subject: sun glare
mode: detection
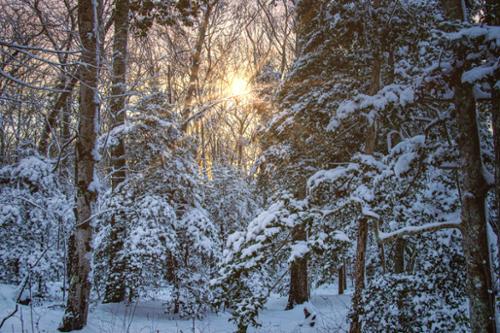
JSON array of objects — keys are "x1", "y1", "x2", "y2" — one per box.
[{"x1": 229, "y1": 77, "x2": 250, "y2": 97}]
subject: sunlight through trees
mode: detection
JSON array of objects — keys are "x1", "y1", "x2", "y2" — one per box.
[{"x1": 0, "y1": 0, "x2": 499, "y2": 332}]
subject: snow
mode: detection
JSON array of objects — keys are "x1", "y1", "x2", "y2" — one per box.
[
  {"x1": 0, "y1": 284, "x2": 351, "y2": 333},
  {"x1": 361, "y1": 206, "x2": 380, "y2": 220},
  {"x1": 288, "y1": 241, "x2": 309, "y2": 263},
  {"x1": 461, "y1": 64, "x2": 498, "y2": 84},
  {"x1": 482, "y1": 165, "x2": 495, "y2": 186},
  {"x1": 243, "y1": 202, "x2": 284, "y2": 243},
  {"x1": 327, "y1": 85, "x2": 416, "y2": 131},
  {"x1": 445, "y1": 25, "x2": 500, "y2": 42},
  {"x1": 332, "y1": 231, "x2": 350, "y2": 242},
  {"x1": 394, "y1": 152, "x2": 416, "y2": 178},
  {"x1": 379, "y1": 220, "x2": 461, "y2": 241},
  {"x1": 307, "y1": 163, "x2": 359, "y2": 192}
]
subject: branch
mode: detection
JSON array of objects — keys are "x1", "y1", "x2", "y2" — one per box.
[
  {"x1": 0, "y1": 40, "x2": 81, "y2": 55},
  {"x1": 379, "y1": 221, "x2": 461, "y2": 243},
  {"x1": 0, "y1": 68, "x2": 72, "y2": 93}
]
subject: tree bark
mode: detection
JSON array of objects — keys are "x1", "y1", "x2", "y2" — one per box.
[
  {"x1": 103, "y1": 0, "x2": 129, "y2": 304},
  {"x1": 439, "y1": 1, "x2": 497, "y2": 331},
  {"x1": 441, "y1": 0, "x2": 465, "y2": 20},
  {"x1": 338, "y1": 263, "x2": 346, "y2": 295},
  {"x1": 349, "y1": 218, "x2": 368, "y2": 333},
  {"x1": 394, "y1": 238, "x2": 405, "y2": 274},
  {"x1": 181, "y1": 3, "x2": 212, "y2": 131},
  {"x1": 349, "y1": 51, "x2": 380, "y2": 333},
  {"x1": 58, "y1": 0, "x2": 99, "y2": 330},
  {"x1": 294, "y1": 0, "x2": 322, "y2": 55},
  {"x1": 454, "y1": 79, "x2": 496, "y2": 333},
  {"x1": 282, "y1": 0, "x2": 324, "y2": 311},
  {"x1": 485, "y1": 0, "x2": 500, "y2": 26},
  {"x1": 286, "y1": 223, "x2": 309, "y2": 310},
  {"x1": 486, "y1": 0, "x2": 500, "y2": 302}
]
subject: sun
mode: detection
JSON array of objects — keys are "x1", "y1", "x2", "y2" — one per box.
[{"x1": 229, "y1": 77, "x2": 251, "y2": 97}]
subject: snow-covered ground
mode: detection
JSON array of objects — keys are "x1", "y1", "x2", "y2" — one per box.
[{"x1": 0, "y1": 284, "x2": 351, "y2": 333}]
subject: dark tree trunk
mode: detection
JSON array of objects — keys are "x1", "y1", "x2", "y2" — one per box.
[
  {"x1": 394, "y1": 238, "x2": 405, "y2": 274},
  {"x1": 103, "y1": 0, "x2": 129, "y2": 304},
  {"x1": 440, "y1": 1, "x2": 497, "y2": 331},
  {"x1": 58, "y1": 0, "x2": 99, "y2": 330},
  {"x1": 485, "y1": 0, "x2": 500, "y2": 25},
  {"x1": 349, "y1": 218, "x2": 368, "y2": 333},
  {"x1": 486, "y1": 0, "x2": 500, "y2": 298},
  {"x1": 441, "y1": 0, "x2": 465, "y2": 20},
  {"x1": 286, "y1": 224, "x2": 309, "y2": 310},
  {"x1": 338, "y1": 263, "x2": 346, "y2": 295},
  {"x1": 454, "y1": 80, "x2": 496, "y2": 333}
]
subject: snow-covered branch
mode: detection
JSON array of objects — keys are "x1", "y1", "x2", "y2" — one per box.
[{"x1": 379, "y1": 221, "x2": 461, "y2": 243}]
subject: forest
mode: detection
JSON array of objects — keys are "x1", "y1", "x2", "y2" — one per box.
[{"x1": 0, "y1": 0, "x2": 499, "y2": 332}]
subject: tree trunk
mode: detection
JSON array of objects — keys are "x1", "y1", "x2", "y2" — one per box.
[
  {"x1": 454, "y1": 79, "x2": 496, "y2": 333},
  {"x1": 349, "y1": 218, "x2": 368, "y2": 333},
  {"x1": 349, "y1": 51, "x2": 380, "y2": 333},
  {"x1": 103, "y1": 0, "x2": 129, "y2": 304},
  {"x1": 282, "y1": 0, "x2": 324, "y2": 311},
  {"x1": 439, "y1": 1, "x2": 497, "y2": 331},
  {"x1": 294, "y1": 0, "x2": 322, "y2": 55},
  {"x1": 492, "y1": 51, "x2": 500, "y2": 318},
  {"x1": 167, "y1": 64, "x2": 173, "y2": 104},
  {"x1": 58, "y1": 0, "x2": 99, "y2": 330},
  {"x1": 485, "y1": 0, "x2": 500, "y2": 26},
  {"x1": 486, "y1": 0, "x2": 500, "y2": 300},
  {"x1": 394, "y1": 238, "x2": 405, "y2": 274},
  {"x1": 338, "y1": 263, "x2": 346, "y2": 295},
  {"x1": 181, "y1": 4, "x2": 212, "y2": 131},
  {"x1": 441, "y1": 0, "x2": 465, "y2": 20},
  {"x1": 286, "y1": 223, "x2": 309, "y2": 310}
]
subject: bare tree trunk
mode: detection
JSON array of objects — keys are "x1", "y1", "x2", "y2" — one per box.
[
  {"x1": 58, "y1": 0, "x2": 100, "y2": 330},
  {"x1": 103, "y1": 0, "x2": 129, "y2": 304},
  {"x1": 181, "y1": 3, "x2": 212, "y2": 131}
]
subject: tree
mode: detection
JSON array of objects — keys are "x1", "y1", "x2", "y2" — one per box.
[
  {"x1": 0, "y1": 150, "x2": 73, "y2": 298},
  {"x1": 440, "y1": 1, "x2": 496, "y2": 330},
  {"x1": 181, "y1": 1, "x2": 214, "y2": 130},
  {"x1": 58, "y1": 0, "x2": 100, "y2": 330},
  {"x1": 267, "y1": 0, "x2": 325, "y2": 310},
  {"x1": 103, "y1": 0, "x2": 130, "y2": 304},
  {"x1": 94, "y1": 92, "x2": 222, "y2": 318}
]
